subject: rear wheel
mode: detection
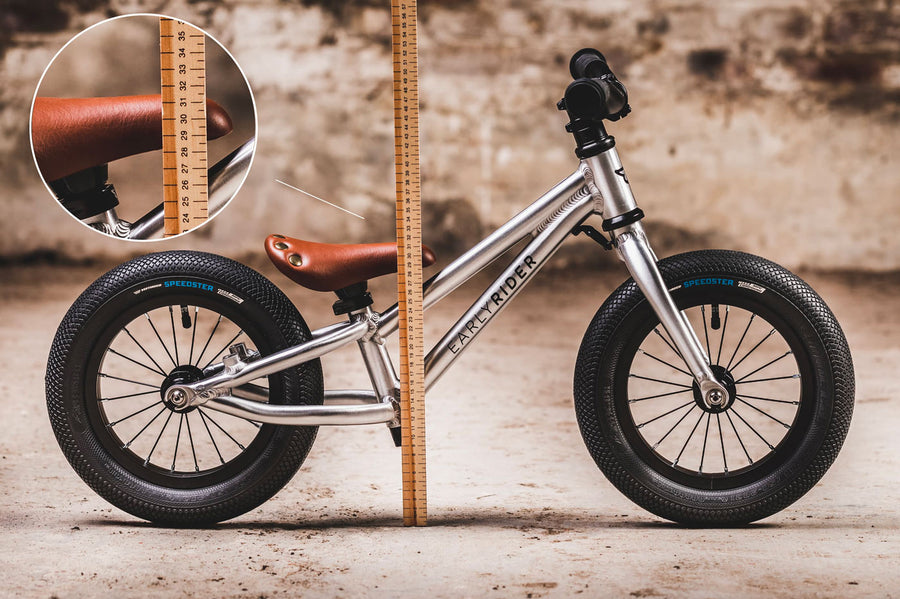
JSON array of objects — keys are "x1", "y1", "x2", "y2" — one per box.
[
  {"x1": 574, "y1": 250, "x2": 854, "y2": 525},
  {"x1": 46, "y1": 251, "x2": 324, "y2": 525}
]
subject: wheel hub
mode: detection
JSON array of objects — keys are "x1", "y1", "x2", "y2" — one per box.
[
  {"x1": 692, "y1": 365, "x2": 737, "y2": 414},
  {"x1": 160, "y1": 365, "x2": 204, "y2": 412}
]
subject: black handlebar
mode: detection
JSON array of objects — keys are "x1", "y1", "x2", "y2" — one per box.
[
  {"x1": 558, "y1": 48, "x2": 631, "y2": 158},
  {"x1": 562, "y1": 48, "x2": 630, "y2": 120},
  {"x1": 569, "y1": 48, "x2": 612, "y2": 79}
]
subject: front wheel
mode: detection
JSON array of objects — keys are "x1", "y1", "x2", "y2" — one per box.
[
  {"x1": 574, "y1": 250, "x2": 854, "y2": 525},
  {"x1": 46, "y1": 251, "x2": 324, "y2": 525}
]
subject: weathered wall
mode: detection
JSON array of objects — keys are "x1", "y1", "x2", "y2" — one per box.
[{"x1": 1, "y1": 0, "x2": 899, "y2": 270}]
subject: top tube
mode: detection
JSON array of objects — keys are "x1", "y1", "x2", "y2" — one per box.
[{"x1": 378, "y1": 169, "x2": 586, "y2": 337}]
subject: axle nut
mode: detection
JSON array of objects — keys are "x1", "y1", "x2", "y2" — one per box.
[
  {"x1": 168, "y1": 388, "x2": 187, "y2": 407},
  {"x1": 706, "y1": 389, "x2": 725, "y2": 407}
]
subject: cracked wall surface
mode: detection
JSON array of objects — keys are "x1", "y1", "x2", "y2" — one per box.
[{"x1": 1, "y1": 0, "x2": 898, "y2": 270}]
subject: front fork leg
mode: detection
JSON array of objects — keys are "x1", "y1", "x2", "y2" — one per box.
[{"x1": 613, "y1": 223, "x2": 730, "y2": 408}]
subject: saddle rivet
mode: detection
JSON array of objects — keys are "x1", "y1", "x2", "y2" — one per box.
[
  {"x1": 274, "y1": 242, "x2": 288, "y2": 250},
  {"x1": 288, "y1": 254, "x2": 303, "y2": 266}
]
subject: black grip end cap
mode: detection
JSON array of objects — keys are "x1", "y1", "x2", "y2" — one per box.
[{"x1": 569, "y1": 48, "x2": 608, "y2": 78}]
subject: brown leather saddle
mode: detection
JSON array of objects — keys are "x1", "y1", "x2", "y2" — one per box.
[
  {"x1": 31, "y1": 95, "x2": 233, "y2": 181},
  {"x1": 266, "y1": 234, "x2": 436, "y2": 292}
]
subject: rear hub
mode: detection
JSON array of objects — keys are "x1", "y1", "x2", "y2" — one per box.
[{"x1": 160, "y1": 365, "x2": 204, "y2": 412}]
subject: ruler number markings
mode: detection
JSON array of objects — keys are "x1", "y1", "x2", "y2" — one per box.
[{"x1": 160, "y1": 18, "x2": 208, "y2": 236}]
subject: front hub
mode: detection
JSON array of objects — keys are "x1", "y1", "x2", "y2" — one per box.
[
  {"x1": 692, "y1": 365, "x2": 737, "y2": 414},
  {"x1": 160, "y1": 365, "x2": 204, "y2": 412}
]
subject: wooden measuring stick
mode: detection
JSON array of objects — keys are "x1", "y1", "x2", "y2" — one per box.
[
  {"x1": 391, "y1": 0, "x2": 427, "y2": 526},
  {"x1": 159, "y1": 17, "x2": 209, "y2": 236}
]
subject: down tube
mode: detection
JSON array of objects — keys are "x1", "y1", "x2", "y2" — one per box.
[{"x1": 424, "y1": 188, "x2": 594, "y2": 390}]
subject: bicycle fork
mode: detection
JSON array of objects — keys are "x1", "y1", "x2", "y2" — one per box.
[{"x1": 581, "y1": 148, "x2": 731, "y2": 409}]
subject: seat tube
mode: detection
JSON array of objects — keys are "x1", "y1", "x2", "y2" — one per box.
[{"x1": 355, "y1": 308, "x2": 401, "y2": 412}]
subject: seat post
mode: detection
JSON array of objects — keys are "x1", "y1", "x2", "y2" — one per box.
[
  {"x1": 50, "y1": 165, "x2": 121, "y2": 224},
  {"x1": 332, "y1": 282, "x2": 374, "y2": 316}
]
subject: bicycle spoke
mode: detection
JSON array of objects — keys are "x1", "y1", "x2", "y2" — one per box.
[
  {"x1": 716, "y1": 412, "x2": 728, "y2": 472},
  {"x1": 629, "y1": 388, "x2": 693, "y2": 403},
  {"x1": 738, "y1": 393, "x2": 799, "y2": 406},
  {"x1": 198, "y1": 409, "x2": 225, "y2": 465},
  {"x1": 98, "y1": 373, "x2": 159, "y2": 389},
  {"x1": 188, "y1": 306, "x2": 199, "y2": 365},
  {"x1": 672, "y1": 410, "x2": 705, "y2": 467},
  {"x1": 122, "y1": 327, "x2": 168, "y2": 375},
  {"x1": 725, "y1": 410, "x2": 753, "y2": 463},
  {"x1": 107, "y1": 401, "x2": 161, "y2": 427},
  {"x1": 146, "y1": 312, "x2": 177, "y2": 368},
  {"x1": 731, "y1": 407, "x2": 775, "y2": 450},
  {"x1": 653, "y1": 328, "x2": 684, "y2": 362},
  {"x1": 650, "y1": 404, "x2": 696, "y2": 448},
  {"x1": 101, "y1": 389, "x2": 159, "y2": 402},
  {"x1": 735, "y1": 398, "x2": 791, "y2": 428},
  {"x1": 106, "y1": 348, "x2": 167, "y2": 377},
  {"x1": 699, "y1": 413, "x2": 711, "y2": 473},
  {"x1": 169, "y1": 306, "x2": 180, "y2": 366},
  {"x1": 734, "y1": 351, "x2": 793, "y2": 382},
  {"x1": 725, "y1": 314, "x2": 755, "y2": 370},
  {"x1": 737, "y1": 374, "x2": 800, "y2": 385},
  {"x1": 144, "y1": 410, "x2": 174, "y2": 466},
  {"x1": 629, "y1": 373, "x2": 692, "y2": 388},
  {"x1": 185, "y1": 412, "x2": 200, "y2": 472},
  {"x1": 637, "y1": 349, "x2": 692, "y2": 377},
  {"x1": 701, "y1": 305, "x2": 711, "y2": 359},
  {"x1": 194, "y1": 314, "x2": 222, "y2": 367},
  {"x1": 201, "y1": 330, "x2": 245, "y2": 371},
  {"x1": 123, "y1": 406, "x2": 167, "y2": 447},
  {"x1": 716, "y1": 305, "x2": 729, "y2": 367},
  {"x1": 170, "y1": 414, "x2": 184, "y2": 472},
  {"x1": 198, "y1": 408, "x2": 246, "y2": 450},
  {"x1": 729, "y1": 328, "x2": 776, "y2": 373}
]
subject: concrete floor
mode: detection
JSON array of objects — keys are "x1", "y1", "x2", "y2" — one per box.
[{"x1": 1, "y1": 261, "x2": 898, "y2": 598}]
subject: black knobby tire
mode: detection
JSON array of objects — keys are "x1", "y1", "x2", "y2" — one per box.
[
  {"x1": 46, "y1": 251, "x2": 324, "y2": 525},
  {"x1": 574, "y1": 250, "x2": 854, "y2": 525}
]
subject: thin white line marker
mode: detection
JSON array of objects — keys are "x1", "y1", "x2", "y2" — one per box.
[{"x1": 275, "y1": 179, "x2": 366, "y2": 220}]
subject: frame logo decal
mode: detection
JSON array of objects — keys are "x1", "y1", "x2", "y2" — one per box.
[{"x1": 448, "y1": 255, "x2": 537, "y2": 354}]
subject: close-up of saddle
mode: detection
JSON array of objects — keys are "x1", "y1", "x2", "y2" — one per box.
[{"x1": 32, "y1": 95, "x2": 232, "y2": 182}]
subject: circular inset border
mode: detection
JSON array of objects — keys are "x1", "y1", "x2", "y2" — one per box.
[{"x1": 29, "y1": 13, "x2": 258, "y2": 242}]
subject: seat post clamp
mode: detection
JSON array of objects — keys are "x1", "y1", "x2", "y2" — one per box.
[{"x1": 332, "y1": 282, "x2": 374, "y2": 316}]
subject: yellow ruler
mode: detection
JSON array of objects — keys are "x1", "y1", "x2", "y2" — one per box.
[
  {"x1": 159, "y1": 17, "x2": 208, "y2": 236},
  {"x1": 391, "y1": 0, "x2": 426, "y2": 526}
]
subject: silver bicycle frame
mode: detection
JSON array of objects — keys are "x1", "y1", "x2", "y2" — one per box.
[{"x1": 168, "y1": 148, "x2": 729, "y2": 425}]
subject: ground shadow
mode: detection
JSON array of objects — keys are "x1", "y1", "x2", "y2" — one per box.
[{"x1": 83, "y1": 506, "x2": 894, "y2": 533}]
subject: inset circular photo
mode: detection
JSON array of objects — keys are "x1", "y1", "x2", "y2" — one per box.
[{"x1": 30, "y1": 14, "x2": 256, "y2": 240}]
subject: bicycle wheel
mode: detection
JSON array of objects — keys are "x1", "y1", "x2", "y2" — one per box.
[
  {"x1": 46, "y1": 251, "x2": 323, "y2": 525},
  {"x1": 574, "y1": 250, "x2": 854, "y2": 525}
]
